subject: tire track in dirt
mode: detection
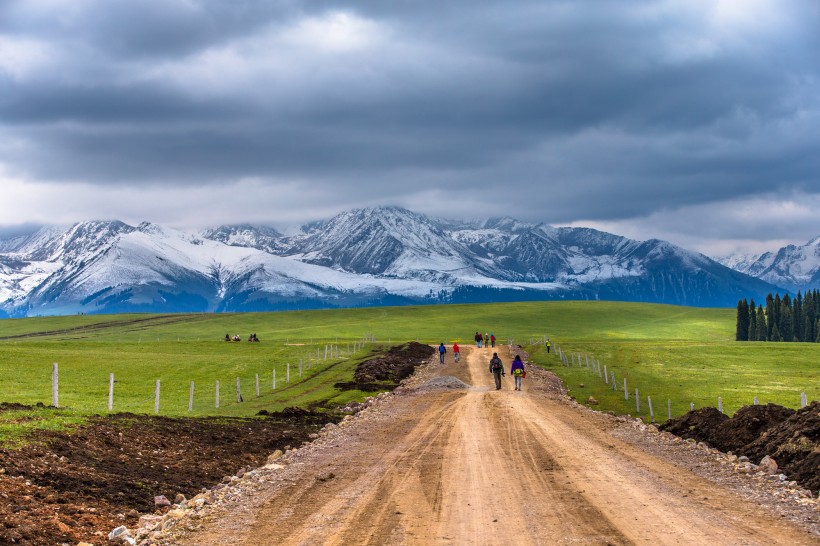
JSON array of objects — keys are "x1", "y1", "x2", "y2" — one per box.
[
  {"x1": 0, "y1": 314, "x2": 203, "y2": 340},
  {"x1": 233, "y1": 392, "x2": 465, "y2": 546}
]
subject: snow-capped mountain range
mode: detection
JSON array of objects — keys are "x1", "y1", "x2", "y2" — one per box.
[
  {"x1": 0, "y1": 206, "x2": 786, "y2": 317},
  {"x1": 716, "y1": 237, "x2": 820, "y2": 294}
]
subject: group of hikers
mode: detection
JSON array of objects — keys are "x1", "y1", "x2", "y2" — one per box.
[
  {"x1": 489, "y1": 352, "x2": 525, "y2": 390},
  {"x1": 436, "y1": 334, "x2": 526, "y2": 391},
  {"x1": 224, "y1": 333, "x2": 260, "y2": 342},
  {"x1": 473, "y1": 331, "x2": 496, "y2": 348}
]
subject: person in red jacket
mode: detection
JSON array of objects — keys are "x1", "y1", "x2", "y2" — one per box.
[
  {"x1": 510, "y1": 355, "x2": 525, "y2": 391},
  {"x1": 453, "y1": 342, "x2": 460, "y2": 363}
]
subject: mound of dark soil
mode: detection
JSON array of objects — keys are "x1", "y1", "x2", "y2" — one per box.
[
  {"x1": 0, "y1": 408, "x2": 337, "y2": 546},
  {"x1": 659, "y1": 407, "x2": 728, "y2": 447},
  {"x1": 742, "y1": 402, "x2": 820, "y2": 492},
  {"x1": 336, "y1": 341, "x2": 435, "y2": 391},
  {"x1": 716, "y1": 403, "x2": 796, "y2": 453},
  {"x1": 661, "y1": 402, "x2": 819, "y2": 493}
]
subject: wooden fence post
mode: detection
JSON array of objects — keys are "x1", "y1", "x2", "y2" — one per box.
[
  {"x1": 154, "y1": 380, "x2": 160, "y2": 414},
  {"x1": 667, "y1": 399, "x2": 671, "y2": 420},
  {"x1": 801, "y1": 392, "x2": 807, "y2": 408},
  {"x1": 604, "y1": 365, "x2": 608, "y2": 384},
  {"x1": 236, "y1": 377, "x2": 243, "y2": 403},
  {"x1": 299, "y1": 359, "x2": 303, "y2": 378},
  {"x1": 108, "y1": 373, "x2": 114, "y2": 411},
  {"x1": 718, "y1": 397, "x2": 723, "y2": 414},
  {"x1": 611, "y1": 372, "x2": 616, "y2": 391},
  {"x1": 272, "y1": 369, "x2": 277, "y2": 390},
  {"x1": 216, "y1": 380, "x2": 220, "y2": 409},
  {"x1": 648, "y1": 396, "x2": 654, "y2": 422},
  {"x1": 52, "y1": 363, "x2": 59, "y2": 408},
  {"x1": 635, "y1": 388, "x2": 640, "y2": 412},
  {"x1": 624, "y1": 378, "x2": 628, "y2": 400},
  {"x1": 255, "y1": 374, "x2": 260, "y2": 398},
  {"x1": 189, "y1": 381, "x2": 194, "y2": 412},
  {"x1": 753, "y1": 396, "x2": 759, "y2": 405},
  {"x1": 690, "y1": 402, "x2": 694, "y2": 411}
]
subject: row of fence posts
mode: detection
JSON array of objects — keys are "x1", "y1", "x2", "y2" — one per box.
[
  {"x1": 546, "y1": 338, "x2": 811, "y2": 422},
  {"x1": 48, "y1": 336, "x2": 377, "y2": 413}
]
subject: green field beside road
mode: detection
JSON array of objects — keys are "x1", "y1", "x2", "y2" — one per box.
[{"x1": 1, "y1": 301, "x2": 817, "y2": 442}]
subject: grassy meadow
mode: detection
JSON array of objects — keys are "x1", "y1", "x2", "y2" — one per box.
[{"x1": 0, "y1": 301, "x2": 818, "y2": 442}]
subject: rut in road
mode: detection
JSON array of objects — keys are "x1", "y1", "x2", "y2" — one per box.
[{"x1": 185, "y1": 345, "x2": 818, "y2": 546}]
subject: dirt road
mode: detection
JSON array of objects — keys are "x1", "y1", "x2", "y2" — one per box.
[{"x1": 184, "y1": 346, "x2": 818, "y2": 545}]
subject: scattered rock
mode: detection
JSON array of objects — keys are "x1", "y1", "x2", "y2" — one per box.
[
  {"x1": 154, "y1": 495, "x2": 172, "y2": 508},
  {"x1": 586, "y1": 396, "x2": 599, "y2": 405},
  {"x1": 267, "y1": 450, "x2": 284, "y2": 464},
  {"x1": 759, "y1": 455, "x2": 779, "y2": 475}
]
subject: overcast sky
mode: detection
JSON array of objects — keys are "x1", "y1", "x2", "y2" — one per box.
[{"x1": 1, "y1": 0, "x2": 818, "y2": 256}]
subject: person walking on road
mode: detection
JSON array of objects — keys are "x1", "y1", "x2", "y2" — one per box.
[
  {"x1": 511, "y1": 355, "x2": 525, "y2": 391},
  {"x1": 453, "y1": 342, "x2": 460, "y2": 363},
  {"x1": 490, "y1": 333, "x2": 496, "y2": 348},
  {"x1": 489, "y1": 352, "x2": 504, "y2": 390},
  {"x1": 545, "y1": 338, "x2": 551, "y2": 354},
  {"x1": 475, "y1": 332, "x2": 483, "y2": 348},
  {"x1": 438, "y1": 342, "x2": 446, "y2": 364},
  {"x1": 484, "y1": 333, "x2": 489, "y2": 348}
]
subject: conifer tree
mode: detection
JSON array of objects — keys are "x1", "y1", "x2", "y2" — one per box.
[
  {"x1": 736, "y1": 299, "x2": 749, "y2": 341},
  {"x1": 774, "y1": 294, "x2": 783, "y2": 338},
  {"x1": 756, "y1": 305, "x2": 767, "y2": 341},
  {"x1": 748, "y1": 300, "x2": 757, "y2": 341},
  {"x1": 794, "y1": 292, "x2": 803, "y2": 342},
  {"x1": 805, "y1": 290, "x2": 818, "y2": 342},
  {"x1": 765, "y1": 294, "x2": 775, "y2": 340},
  {"x1": 780, "y1": 300, "x2": 794, "y2": 342}
]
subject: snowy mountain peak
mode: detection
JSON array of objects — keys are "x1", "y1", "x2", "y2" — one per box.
[
  {"x1": 719, "y1": 235, "x2": 820, "y2": 293},
  {"x1": 0, "y1": 208, "x2": 785, "y2": 317}
]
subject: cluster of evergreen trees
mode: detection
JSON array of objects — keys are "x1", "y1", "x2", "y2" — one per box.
[{"x1": 736, "y1": 290, "x2": 820, "y2": 342}]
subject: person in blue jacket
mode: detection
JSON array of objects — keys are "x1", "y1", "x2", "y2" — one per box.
[
  {"x1": 438, "y1": 342, "x2": 446, "y2": 364},
  {"x1": 511, "y1": 355, "x2": 525, "y2": 391}
]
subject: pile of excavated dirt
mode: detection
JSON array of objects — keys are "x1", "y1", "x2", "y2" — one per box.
[
  {"x1": 660, "y1": 402, "x2": 819, "y2": 492},
  {"x1": 0, "y1": 407, "x2": 336, "y2": 546},
  {"x1": 336, "y1": 341, "x2": 435, "y2": 391}
]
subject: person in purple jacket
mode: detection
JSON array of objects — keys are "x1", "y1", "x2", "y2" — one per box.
[{"x1": 510, "y1": 355, "x2": 525, "y2": 391}]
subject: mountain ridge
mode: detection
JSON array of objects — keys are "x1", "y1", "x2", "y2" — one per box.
[{"x1": 0, "y1": 207, "x2": 785, "y2": 317}]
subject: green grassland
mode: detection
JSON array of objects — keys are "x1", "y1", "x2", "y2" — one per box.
[{"x1": 1, "y1": 301, "x2": 817, "y2": 441}]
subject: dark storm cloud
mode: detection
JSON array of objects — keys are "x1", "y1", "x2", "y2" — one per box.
[{"x1": 1, "y1": 0, "x2": 819, "y2": 249}]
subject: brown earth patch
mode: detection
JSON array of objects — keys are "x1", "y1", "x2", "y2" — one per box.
[{"x1": 0, "y1": 408, "x2": 338, "y2": 545}]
